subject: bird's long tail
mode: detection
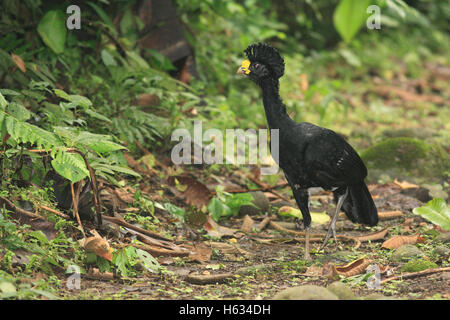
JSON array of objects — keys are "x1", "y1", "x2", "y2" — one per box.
[{"x1": 334, "y1": 182, "x2": 378, "y2": 226}]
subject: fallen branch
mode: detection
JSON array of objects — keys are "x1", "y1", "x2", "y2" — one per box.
[
  {"x1": 185, "y1": 273, "x2": 235, "y2": 285},
  {"x1": 355, "y1": 228, "x2": 389, "y2": 242},
  {"x1": 129, "y1": 243, "x2": 190, "y2": 258},
  {"x1": 339, "y1": 210, "x2": 403, "y2": 221},
  {"x1": 381, "y1": 267, "x2": 450, "y2": 284},
  {"x1": 38, "y1": 205, "x2": 70, "y2": 219},
  {"x1": 3, "y1": 147, "x2": 103, "y2": 226},
  {"x1": 246, "y1": 175, "x2": 294, "y2": 204},
  {"x1": 269, "y1": 220, "x2": 361, "y2": 248},
  {"x1": 0, "y1": 195, "x2": 43, "y2": 220},
  {"x1": 102, "y1": 215, "x2": 171, "y2": 241},
  {"x1": 70, "y1": 182, "x2": 85, "y2": 238}
]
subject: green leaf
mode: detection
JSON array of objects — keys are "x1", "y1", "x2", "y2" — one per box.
[
  {"x1": 0, "y1": 281, "x2": 17, "y2": 298},
  {"x1": 73, "y1": 132, "x2": 125, "y2": 153},
  {"x1": 37, "y1": 10, "x2": 67, "y2": 54},
  {"x1": 85, "y1": 109, "x2": 112, "y2": 123},
  {"x1": 0, "y1": 92, "x2": 7, "y2": 110},
  {"x1": 54, "y1": 89, "x2": 71, "y2": 101},
  {"x1": 51, "y1": 152, "x2": 89, "y2": 183},
  {"x1": 6, "y1": 102, "x2": 30, "y2": 121},
  {"x1": 135, "y1": 248, "x2": 161, "y2": 273},
  {"x1": 413, "y1": 198, "x2": 450, "y2": 231},
  {"x1": 333, "y1": 0, "x2": 371, "y2": 43},
  {"x1": 208, "y1": 197, "x2": 232, "y2": 222},
  {"x1": 29, "y1": 230, "x2": 49, "y2": 245},
  {"x1": 225, "y1": 193, "x2": 256, "y2": 216},
  {"x1": 101, "y1": 49, "x2": 117, "y2": 67},
  {"x1": 86, "y1": 2, "x2": 116, "y2": 33},
  {"x1": 164, "y1": 203, "x2": 186, "y2": 221}
]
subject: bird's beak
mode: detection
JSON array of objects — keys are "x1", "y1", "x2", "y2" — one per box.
[{"x1": 237, "y1": 59, "x2": 250, "y2": 75}]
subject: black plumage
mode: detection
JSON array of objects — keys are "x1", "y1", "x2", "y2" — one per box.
[{"x1": 237, "y1": 43, "x2": 378, "y2": 260}]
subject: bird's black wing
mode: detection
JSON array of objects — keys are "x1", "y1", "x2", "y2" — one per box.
[{"x1": 299, "y1": 125, "x2": 367, "y2": 188}]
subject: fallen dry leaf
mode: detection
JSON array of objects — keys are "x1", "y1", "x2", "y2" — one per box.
[
  {"x1": 393, "y1": 179, "x2": 419, "y2": 190},
  {"x1": 241, "y1": 215, "x2": 254, "y2": 233},
  {"x1": 325, "y1": 258, "x2": 372, "y2": 278},
  {"x1": 83, "y1": 236, "x2": 113, "y2": 261},
  {"x1": 381, "y1": 234, "x2": 426, "y2": 249},
  {"x1": 203, "y1": 215, "x2": 237, "y2": 238},
  {"x1": 208, "y1": 241, "x2": 253, "y2": 261},
  {"x1": 168, "y1": 175, "x2": 212, "y2": 208},
  {"x1": 182, "y1": 242, "x2": 212, "y2": 263},
  {"x1": 11, "y1": 53, "x2": 26, "y2": 72}
]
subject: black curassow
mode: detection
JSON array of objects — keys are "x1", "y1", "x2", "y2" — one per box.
[{"x1": 237, "y1": 43, "x2": 378, "y2": 260}]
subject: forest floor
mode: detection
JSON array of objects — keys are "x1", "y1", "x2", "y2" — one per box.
[
  {"x1": 52, "y1": 157, "x2": 449, "y2": 300},
  {"x1": 2, "y1": 38, "x2": 449, "y2": 301}
]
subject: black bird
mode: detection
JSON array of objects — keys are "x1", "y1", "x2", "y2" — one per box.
[{"x1": 237, "y1": 43, "x2": 378, "y2": 260}]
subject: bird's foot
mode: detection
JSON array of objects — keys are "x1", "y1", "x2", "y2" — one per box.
[{"x1": 319, "y1": 221, "x2": 338, "y2": 251}]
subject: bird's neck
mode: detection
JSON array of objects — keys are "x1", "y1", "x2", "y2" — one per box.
[{"x1": 259, "y1": 77, "x2": 290, "y2": 129}]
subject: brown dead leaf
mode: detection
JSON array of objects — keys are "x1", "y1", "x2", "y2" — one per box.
[
  {"x1": 328, "y1": 258, "x2": 372, "y2": 278},
  {"x1": 304, "y1": 265, "x2": 324, "y2": 277},
  {"x1": 182, "y1": 242, "x2": 212, "y2": 263},
  {"x1": 393, "y1": 179, "x2": 419, "y2": 190},
  {"x1": 83, "y1": 236, "x2": 113, "y2": 261},
  {"x1": 208, "y1": 241, "x2": 253, "y2": 261},
  {"x1": 203, "y1": 216, "x2": 238, "y2": 238},
  {"x1": 11, "y1": 53, "x2": 26, "y2": 72},
  {"x1": 241, "y1": 215, "x2": 254, "y2": 233},
  {"x1": 168, "y1": 175, "x2": 212, "y2": 208},
  {"x1": 381, "y1": 234, "x2": 426, "y2": 250}
]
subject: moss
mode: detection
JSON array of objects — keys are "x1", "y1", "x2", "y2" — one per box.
[
  {"x1": 401, "y1": 259, "x2": 438, "y2": 273},
  {"x1": 361, "y1": 137, "x2": 450, "y2": 179}
]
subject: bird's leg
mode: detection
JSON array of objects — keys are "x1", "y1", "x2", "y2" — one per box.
[
  {"x1": 320, "y1": 187, "x2": 348, "y2": 251},
  {"x1": 304, "y1": 226, "x2": 311, "y2": 261},
  {"x1": 288, "y1": 183, "x2": 312, "y2": 261}
]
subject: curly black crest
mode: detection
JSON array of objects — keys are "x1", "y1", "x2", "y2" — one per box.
[{"x1": 244, "y1": 43, "x2": 285, "y2": 79}]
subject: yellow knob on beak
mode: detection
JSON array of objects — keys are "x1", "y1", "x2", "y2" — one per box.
[{"x1": 237, "y1": 59, "x2": 251, "y2": 75}]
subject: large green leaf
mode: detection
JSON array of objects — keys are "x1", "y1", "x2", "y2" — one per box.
[
  {"x1": 0, "y1": 92, "x2": 7, "y2": 110},
  {"x1": 208, "y1": 197, "x2": 232, "y2": 222},
  {"x1": 37, "y1": 10, "x2": 67, "y2": 54},
  {"x1": 413, "y1": 198, "x2": 450, "y2": 231},
  {"x1": 6, "y1": 102, "x2": 30, "y2": 121},
  {"x1": 333, "y1": 0, "x2": 371, "y2": 43},
  {"x1": 51, "y1": 152, "x2": 89, "y2": 183}
]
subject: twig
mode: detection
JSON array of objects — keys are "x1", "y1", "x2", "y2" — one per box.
[
  {"x1": 185, "y1": 273, "x2": 235, "y2": 285},
  {"x1": 129, "y1": 243, "x2": 189, "y2": 258},
  {"x1": 257, "y1": 216, "x2": 272, "y2": 231},
  {"x1": 381, "y1": 267, "x2": 450, "y2": 284},
  {"x1": 1, "y1": 147, "x2": 103, "y2": 226},
  {"x1": 38, "y1": 205, "x2": 70, "y2": 219},
  {"x1": 0, "y1": 195, "x2": 43, "y2": 220},
  {"x1": 102, "y1": 215, "x2": 171, "y2": 241},
  {"x1": 246, "y1": 175, "x2": 294, "y2": 204},
  {"x1": 269, "y1": 220, "x2": 361, "y2": 247},
  {"x1": 70, "y1": 182, "x2": 85, "y2": 238}
]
